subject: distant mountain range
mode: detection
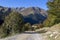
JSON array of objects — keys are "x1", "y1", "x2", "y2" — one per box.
[{"x1": 0, "y1": 6, "x2": 48, "y2": 24}]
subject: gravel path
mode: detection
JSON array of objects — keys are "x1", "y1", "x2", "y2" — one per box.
[
  {"x1": 25, "y1": 34, "x2": 44, "y2": 40},
  {"x1": 0, "y1": 32, "x2": 44, "y2": 40}
]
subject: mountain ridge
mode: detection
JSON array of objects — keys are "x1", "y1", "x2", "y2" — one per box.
[{"x1": 0, "y1": 6, "x2": 48, "y2": 24}]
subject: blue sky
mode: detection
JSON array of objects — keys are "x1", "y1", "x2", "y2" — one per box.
[{"x1": 0, "y1": 0, "x2": 48, "y2": 10}]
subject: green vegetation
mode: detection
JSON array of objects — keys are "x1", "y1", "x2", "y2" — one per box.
[
  {"x1": 0, "y1": 11, "x2": 35, "y2": 38},
  {"x1": 47, "y1": 0, "x2": 60, "y2": 24},
  {"x1": 43, "y1": 14, "x2": 57, "y2": 27},
  {"x1": 43, "y1": 0, "x2": 60, "y2": 27},
  {"x1": 24, "y1": 23, "x2": 32, "y2": 31},
  {"x1": 0, "y1": 12, "x2": 24, "y2": 38}
]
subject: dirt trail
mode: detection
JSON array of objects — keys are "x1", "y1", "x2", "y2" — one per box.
[
  {"x1": 25, "y1": 34, "x2": 44, "y2": 40},
  {"x1": 0, "y1": 32, "x2": 45, "y2": 40}
]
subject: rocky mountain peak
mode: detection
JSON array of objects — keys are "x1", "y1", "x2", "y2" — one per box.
[{"x1": 0, "y1": 6, "x2": 48, "y2": 24}]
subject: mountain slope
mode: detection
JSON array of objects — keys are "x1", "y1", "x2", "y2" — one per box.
[
  {"x1": 0, "y1": 6, "x2": 48, "y2": 24},
  {"x1": 20, "y1": 7, "x2": 48, "y2": 24}
]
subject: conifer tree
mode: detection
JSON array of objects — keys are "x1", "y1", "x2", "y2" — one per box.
[{"x1": 47, "y1": 0, "x2": 60, "y2": 24}]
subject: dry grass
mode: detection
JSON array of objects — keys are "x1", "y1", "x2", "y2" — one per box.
[
  {"x1": 43, "y1": 23, "x2": 60, "y2": 40},
  {"x1": 49, "y1": 23, "x2": 60, "y2": 31}
]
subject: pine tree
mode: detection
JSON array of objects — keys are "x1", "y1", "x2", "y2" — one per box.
[{"x1": 47, "y1": 0, "x2": 60, "y2": 24}]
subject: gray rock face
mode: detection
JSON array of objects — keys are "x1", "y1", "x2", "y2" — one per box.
[{"x1": 20, "y1": 7, "x2": 48, "y2": 24}]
